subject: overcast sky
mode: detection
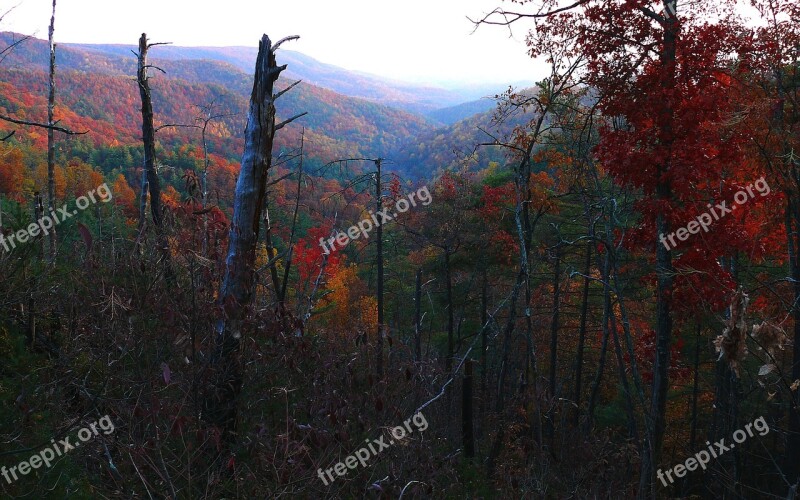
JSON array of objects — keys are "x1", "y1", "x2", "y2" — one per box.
[{"x1": 1, "y1": 0, "x2": 545, "y2": 87}]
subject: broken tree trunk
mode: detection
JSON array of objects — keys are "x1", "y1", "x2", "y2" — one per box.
[
  {"x1": 208, "y1": 34, "x2": 300, "y2": 442},
  {"x1": 136, "y1": 33, "x2": 173, "y2": 280}
]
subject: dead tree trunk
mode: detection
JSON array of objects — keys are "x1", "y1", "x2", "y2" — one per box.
[
  {"x1": 376, "y1": 158, "x2": 385, "y2": 378},
  {"x1": 136, "y1": 33, "x2": 173, "y2": 279},
  {"x1": 415, "y1": 268, "x2": 422, "y2": 363},
  {"x1": 208, "y1": 34, "x2": 300, "y2": 442},
  {"x1": 46, "y1": 0, "x2": 57, "y2": 260},
  {"x1": 137, "y1": 34, "x2": 161, "y2": 230}
]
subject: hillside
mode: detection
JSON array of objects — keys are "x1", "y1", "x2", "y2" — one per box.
[
  {"x1": 425, "y1": 97, "x2": 499, "y2": 125},
  {"x1": 57, "y1": 39, "x2": 484, "y2": 114},
  {"x1": 390, "y1": 96, "x2": 538, "y2": 178},
  {"x1": 0, "y1": 32, "x2": 435, "y2": 169}
]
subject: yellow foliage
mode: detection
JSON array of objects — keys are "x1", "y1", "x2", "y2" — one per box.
[{"x1": 323, "y1": 264, "x2": 375, "y2": 335}]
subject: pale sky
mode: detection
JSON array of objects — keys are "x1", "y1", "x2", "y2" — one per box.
[{"x1": 1, "y1": 0, "x2": 545, "y2": 87}]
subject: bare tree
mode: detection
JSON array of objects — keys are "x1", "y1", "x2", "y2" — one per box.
[
  {"x1": 208, "y1": 34, "x2": 303, "y2": 441},
  {"x1": 46, "y1": 0, "x2": 57, "y2": 259},
  {"x1": 135, "y1": 33, "x2": 173, "y2": 279}
]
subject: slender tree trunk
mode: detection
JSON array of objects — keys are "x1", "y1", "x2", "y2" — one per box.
[
  {"x1": 480, "y1": 270, "x2": 488, "y2": 417},
  {"x1": 201, "y1": 121, "x2": 210, "y2": 257},
  {"x1": 137, "y1": 34, "x2": 161, "y2": 229},
  {"x1": 415, "y1": 268, "x2": 422, "y2": 363},
  {"x1": 548, "y1": 244, "x2": 561, "y2": 443},
  {"x1": 462, "y1": 359, "x2": 475, "y2": 458},
  {"x1": 787, "y1": 198, "x2": 800, "y2": 481},
  {"x1": 445, "y1": 248, "x2": 454, "y2": 373},
  {"x1": 46, "y1": 0, "x2": 57, "y2": 260},
  {"x1": 279, "y1": 132, "x2": 304, "y2": 305},
  {"x1": 683, "y1": 322, "x2": 702, "y2": 496},
  {"x1": 136, "y1": 33, "x2": 173, "y2": 280},
  {"x1": 376, "y1": 158, "x2": 384, "y2": 378},
  {"x1": 263, "y1": 201, "x2": 282, "y2": 300},
  {"x1": 138, "y1": 162, "x2": 148, "y2": 231},
  {"x1": 574, "y1": 238, "x2": 592, "y2": 426},
  {"x1": 639, "y1": 3, "x2": 677, "y2": 494},
  {"x1": 610, "y1": 302, "x2": 639, "y2": 441},
  {"x1": 587, "y1": 248, "x2": 611, "y2": 433}
]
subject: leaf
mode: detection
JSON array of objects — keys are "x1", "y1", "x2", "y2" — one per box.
[
  {"x1": 758, "y1": 364, "x2": 776, "y2": 376},
  {"x1": 161, "y1": 362, "x2": 171, "y2": 385}
]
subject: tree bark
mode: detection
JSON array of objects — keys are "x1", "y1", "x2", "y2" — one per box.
[
  {"x1": 137, "y1": 34, "x2": 162, "y2": 230},
  {"x1": 136, "y1": 33, "x2": 173, "y2": 280},
  {"x1": 462, "y1": 359, "x2": 475, "y2": 458},
  {"x1": 376, "y1": 158, "x2": 385, "y2": 378},
  {"x1": 415, "y1": 268, "x2": 422, "y2": 363},
  {"x1": 46, "y1": 0, "x2": 57, "y2": 260},
  {"x1": 209, "y1": 34, "x2": 294, "y2": 442},
  {"x1": 639, "y1": 3, "x2": 678, "y2": 495},
  {"x1": 574, "y1": 237, "x2": 592, "y2": 426},
  {"x1": 547, "y1": 244, "x2": 561, "y2": 443},
  {"x1": 787, "y1": 198, "x2": 800, "y2": 481},
  {"x1": 445, "y1": 248, "x2": 454, "y2": 374}
]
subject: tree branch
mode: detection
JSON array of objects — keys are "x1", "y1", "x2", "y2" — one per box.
[
  {"x1": 155, "y1": 123, "x2": 201, "y2": 133},
  {"x1": 0, "y1": 114, "x2": 87, "y2": 135},
  {"x1": 272, "y1": 35, "x2": 300, "y2": 52},
  {"x1": 274, "y1": 80, "x2": 302, "y2": 101},
  {"x1": 470, "y1": 0, "x2": 589, "y2": 27},
  {"x1": 275, "y1": 112, "x2": 308, "y2": 131}
]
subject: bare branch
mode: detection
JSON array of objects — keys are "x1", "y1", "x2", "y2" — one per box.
[
  {"x1": 637, "y1": 5, "x2": 665, "y2": 23},
  {"x1": 272, "y1": 35, "x2": 300, "y2": 51},
  {"x1": 155, "y1": 123, "x2": 201, "y2": 133},
  {"x1": 269, "y1": 64, "x2": 288, "y2": 79},
  {"x1": 143, "y1": 64, "x2": 166, "y2": 74},
  {"x1": 274, "y1": 80, "x2": 302, "y2": 101},
  {"x1": 0, "y1": 114, "x2": 87, "y2": 135},
  {"x1": 266, "y1": 171, "x2": 294, "y2": 187},
  {"x1": 0, "y1": 34, "x2": 31, "y2": 65},
  {"x1": 470, "y1": 0, "x2": 589, "y2": 27},
  {"x1": 275, "y1": 112, "x2": 308, "y2": 131}
]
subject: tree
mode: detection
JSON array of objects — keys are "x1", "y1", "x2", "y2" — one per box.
[
  {"x1": 208, "y1": 33, "x2": 303, "y2": 443},
  {"x1": 46, "y1": 0, "x2": 57, "y2": 259},
  {"x1": 478, "y1": 0, "x2": 752, "y2": 494},
  {"x1": 135, "y1": 33, "x2": 176, "y2": 281}
]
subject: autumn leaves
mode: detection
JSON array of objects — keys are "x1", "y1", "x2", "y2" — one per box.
[
  {"x1": 659, "y1": 176, "x2": 771, "y2": 251},
  {"x1": 318, "y1": 185, "x2": 433, "y2": 255}
]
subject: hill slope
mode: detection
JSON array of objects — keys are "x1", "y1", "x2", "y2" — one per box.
[
  {"x1": 0, "y1": 32, "x2": 435, "y2": 166},
  {"x1": 60, "y1": 40, "x2": 478, "y2": 114}
]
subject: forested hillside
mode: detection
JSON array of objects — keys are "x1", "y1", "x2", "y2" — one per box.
[{"x1": 0, "y1": 1, "x2": 799, "y2": 499}]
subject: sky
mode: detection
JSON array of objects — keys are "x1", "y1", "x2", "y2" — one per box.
[{"x1": 1, "y1": 0, "x2": 546, "y2": 88}]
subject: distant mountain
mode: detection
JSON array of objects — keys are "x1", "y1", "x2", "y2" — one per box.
[
  {"x1": 391, "y1": 94, "x2": 539, "y2": 178},
  {"x1": 0, "y1": 32, "x2": 540, "y2": 180},
  {"x1": 425, "y1": 98, "x2": 499, "y2": 125},
  {"x1": 61, "y1": 41, "x2": 499, "y2": 114},
  {"x1": 0, "y1": 32, "x2": 434, "y2": 165}
]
